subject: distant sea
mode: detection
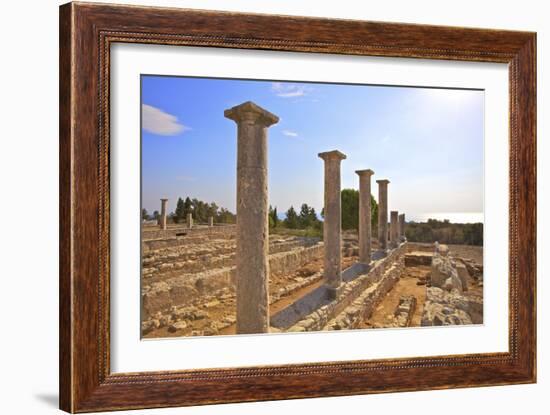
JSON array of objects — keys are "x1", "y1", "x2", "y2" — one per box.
[{"x1": 408, "y1": 212, "x2": 484, "y2": 224}]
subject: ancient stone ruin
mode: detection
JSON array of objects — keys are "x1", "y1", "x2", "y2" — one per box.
[
  {"x1": 141, "y1": 101, "x2": 484, "y2": 338},
  {"x1": 420, "y1": 243, "x2": 483, "y2": 326}
]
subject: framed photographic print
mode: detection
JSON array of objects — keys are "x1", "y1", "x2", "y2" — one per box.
[{"x1": 59, "y1": 2, "x2": 536, "y2": 412}]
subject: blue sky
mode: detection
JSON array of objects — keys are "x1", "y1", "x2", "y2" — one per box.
[{"x1": 141, "y1": 75, "x2": 484, "y2": 222}]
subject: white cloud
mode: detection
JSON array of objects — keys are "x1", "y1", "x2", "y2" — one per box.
[
  {"x1": 282, "y1": 130, "x2": 299, "y2": 137},
  {"x1": 142, "y1": 104, "x2": 189, "y2": 136},
  {"x1": 271, "y1": 82, "x2": 309, "y2": 98}
]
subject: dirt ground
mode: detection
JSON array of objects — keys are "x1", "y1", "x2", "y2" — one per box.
[{"x1": 360, "y1": 265, "x2": 430, "y2": 328}]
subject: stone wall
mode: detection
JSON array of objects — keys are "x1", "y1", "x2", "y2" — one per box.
[
  {"x1": 421, "y1": 286, "x2": 483, "y2": 326},
  {"x1": 404, "y1": 252, "x2": 433, "y2": 266},
  {"x1": 142, "y1": 224, "x2": 237, "y2": 242},
  {"x1": 282, "y1": 243, "x2": 407, "y2": 332},
  {"x1": 406, "y1": 242, "x2": 436, "y2": 253},
  {"x1": 457, "y1": 257, "x2": 484, "y2": 287},
  {"x1": 391, "y1": 295, "x2": 417, "y2": 327},
  {"x1": 142, "y1": 237, "x2": 319, "y2": 280},
  {"x1": 430, "y1": 244, "x2": 466, "y2": 292},
  {"x1": 143, "y1": 234, "x2": 233, "y2": 252},
  {"x1": 323, "y1": 258, "x2": 404, "y2": 330},
  {"x1": 421, "y1": 244, "x2": 483, "y2": 326},
  {"x1": 141, "y1": 243, "x2": 324, "y2": 319}
]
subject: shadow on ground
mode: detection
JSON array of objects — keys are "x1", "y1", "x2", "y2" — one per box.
[{"x1": 34, "y1": 393, "x2": 58, "y2": 408}]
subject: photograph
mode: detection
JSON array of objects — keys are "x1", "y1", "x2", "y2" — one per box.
[{"x1": 140, "y1": 76, "x2": 485, "y2": 338}]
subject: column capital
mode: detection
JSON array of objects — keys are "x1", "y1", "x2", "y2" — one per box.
[
  {"x1": 224, "y1": 101, "x2": 279, "y2": 127},
  {"x1": 160, "y1": 198, "x2": 168, "y2": 202},
  {"x1": 318, "y1": 150, "x2": 347, "y2": 162},
  {"x1": 376, "y1": 179, "x2": 390, "y2": 185},
  {"x1": 355, "y1": 169, "x2": 375, "y2": 177}
]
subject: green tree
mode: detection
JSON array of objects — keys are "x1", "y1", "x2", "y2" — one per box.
[
  {"x1": 309, "y1": 206, "x2": 322, "y2": 231},
  {"x1": 300, "y1": 204, "x2": 320, "y2": 229},
  {"x1": 217, "y1": 207, "x2": 236, "y2": 224},
  {"x1": 191, "y1": 198, "x2": 204, "y2": 222},
  {"x1": 405, "y1": 219, "x2": 483, "y2": 246},
  {"x1": 370, "y1": 195, "x2": 378, "y2": 237},
  {"x1": 269, "y1": 205, "x2": 279, "y2": 228},
  {"x1": 208, "y1": 202, "x2": 219, "y2": 219},
  {"x1": 284, "y1": 206, "x2": 299, "y2": 229},
  {"x1": 174, "y1": 197, "x2": 185, "y2": 223},
  {"x1": 341, "y1": 189, "x2": 359, "y2": 230},
  {"x1": 273, "y1": 206, "x2": 279, "y2": 227},
  {"x1": 298, "y1": 203, "x2": 313, "y2": 228},
  {"x1": 171, "y1": 196, "x2": 236, "y2": 225},
  {"x1": 141, "y1": 208, "x2": 149, "y2": 221},
  {"x1": 153, "y1": 210, "x2": 160, "y2": 221},
  {"x1": 320, "y1": 191, "x2": 377, "y2": 233},
  {"x1": 183, "y1": 197, "x2": 193, "y2": 218}
]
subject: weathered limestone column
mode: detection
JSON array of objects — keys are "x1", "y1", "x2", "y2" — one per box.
[
  {"x1": 186, "y1": 213, "x2": 193, "y2": 229},
  {"x1": 225, "y1": 101, "x2": 279, "y2": 334},
  {"x1": 159, "y1": 198, "x2": 168, "y2": 230},
  {"x1": 376, "y1": 179, "x2": 390, "y2": 250},
  {"x1": 208, "y1": 216, "x2": 214, "y2": 227},
  {"x1": 390, "y1": 210, "x2": 399, "y2": 248},
  {"x1": 399, "y1": 213, "x2": 406, "y2": 241},
  {"x1": 355, "y1": 169, "x2": 374, "y2": 264},
  {"x1": 318, "y1": 150, "x2": 347, "y2": 298}
]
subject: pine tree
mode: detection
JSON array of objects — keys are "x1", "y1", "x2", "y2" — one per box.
[
  {"x1": 370, "y1": 194, "x2": 378, "y2": 236},
  {"x1": 298, "y1": 203, "x2": 311, "y2": 228},
  {"x1": 272, "y1": 206, "x2": 279, "y2": 227},
  {"x1": 175, "y1": 197, "x2": 185, "y2": 223},
  {"x1": 341, "y1": 189, "x2": 359, "y2": 230},
  {"x1": 308, "y1": 206, "x2": 319, "y2": 226},
  {"x1": 284, "y1": 206, "x2": 299, "y2": 229},
  {"x1": 208, "y1": 202, "x2": 219, "y2": 219},
  {"x1": 268, "y1": 205, "x2": 279, "y2": 228},
  {"x1": 183, "y1": 197, "x2": 192, "y2": 217}
]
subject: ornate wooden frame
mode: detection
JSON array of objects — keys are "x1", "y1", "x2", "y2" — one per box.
[{"x1": 59, "y1": 2, "x2": 536, "y2": 412}]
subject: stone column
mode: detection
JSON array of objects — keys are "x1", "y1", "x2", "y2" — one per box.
[
  {"x1": 159, "y1": 198, "x2": 168, "y2": 230},
  {"x1": 376, "y1": 179, "x2": 390, "y2": 251},
  {"x1": 318, "y1": 150, "x2": 347, "y2": 298},
  {"x1": 208, "y1": 216, "x2": 214, "y2": 227},
  {"x1": 399, "y1": 213, "x2": 406, "y2": 241},
  {"x1": 225, "y1": 101, "x2": 279, "y2": 334},
  {"x1": 390, "y1": 210, "x2": 399, "y2": 248},
  {"x1": 187, "y1": 213, "x2": 193, "y2": 229},
  {"x1": 355, "y1": 169, "x2": 374, "y2": 264}
]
